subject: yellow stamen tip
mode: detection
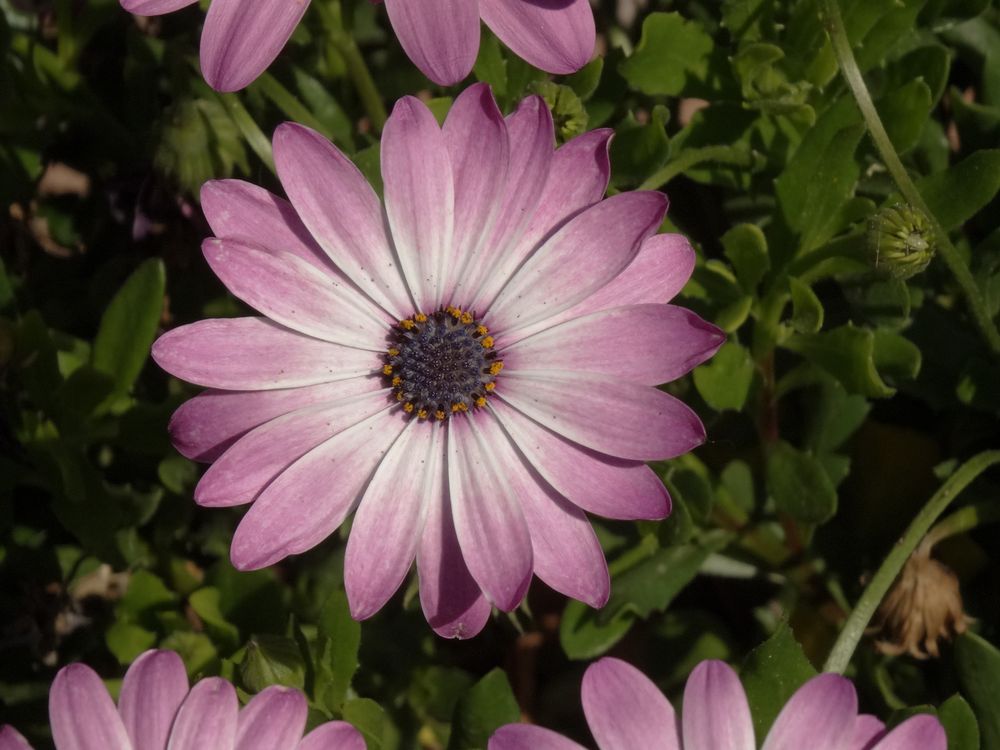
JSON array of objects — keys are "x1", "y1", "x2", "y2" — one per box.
[
  {"x1": 396, "y1": 392, "x2": 406, "y2": 401},
  {"x1": 417, "y1": 408, "x2": 428, "y2": 419},
  {"x1": 481, "y1": 336, "x2": 494, "y2": 348},
  {"x1": 392, "y1": 376, "x2": 402, "y2": 386},
  {"x1": 415, "y1": 312, "x2": 428, "y2": 323},
  {"x1": 382, "y1": 364, "x2": 393, "y2": 375},
  {"x1": 460, "y1": 312, "x2": 474, "y2": 325},
  {"x1": 403, "y1": 402, "x2": 414, "y2": 413},
  {"x1": 475, "y1": 396, "x2": 487, "y2": 408},
  {"x1": 489, "y1": 361, "x2": 504, "y2": 375},
  {"x1": 476, "y1": 325, "x2": 488, "y2": 336},
  {"x1": 400, "y1": 319, "x2": 415, "y2": 330},
  {"x1": 435, "y1": 410, "x2": 446, "y2": 420},
  {"x1": 387, "y1": 348, "x2": 400, "y2": 357},
  {"x1": 484, "y1": 382, "x2": 495, "y2": 392}
]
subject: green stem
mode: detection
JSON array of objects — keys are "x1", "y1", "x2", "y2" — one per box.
[
  {"x1": 254, "y1": 72, "x2": 329, "y2": 135},
  {"x1": 822, "y1": 450, "x2": 1000, "y2": 674},
  {"x1": 639, "y1": 145, "x2": 758, "y2": 191},
  {"x1": 218, "y1": 93, "x2": 276, "y2": 175},
  {"x1": 319, "y1": 0, "x2": 387, "y2": 132},
  {"x1": 819, "y1": 0, "x2": 1000, "y2": 357},
  {"x1": 925, "y1": 501, "x2": 1000, "y2": 548}
]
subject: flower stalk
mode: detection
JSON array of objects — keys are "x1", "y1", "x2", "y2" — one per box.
[
  {"x1": 819, "y1": 0, "x2": 1000, "y2": 357},
  {"x1": 823, "y1": 450, "x2": 1000, "y2": 674}
]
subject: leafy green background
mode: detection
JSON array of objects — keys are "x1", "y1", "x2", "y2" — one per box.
[{"x1": 2, "y1": 0, "x2": 1000, "y2": 747}]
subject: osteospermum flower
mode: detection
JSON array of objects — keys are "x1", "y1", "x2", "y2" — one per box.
[
  {"x1": 489, "y1": 658, "x2": 948, "y2": 750},
  {"x1": 152, "y1": 84, "x2": 723, "y2": 638},
  {"x1": 119, "y1": 0, "x2": 594, "y2": 91},
  {"x1": 0, "y1": 650, "x2": 362, "y2": 750},
  {"x1": 378, "y1": 0, "x2": 596, "y2": 85}
]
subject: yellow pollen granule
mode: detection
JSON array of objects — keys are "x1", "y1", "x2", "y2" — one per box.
[
  {"x1": 396, "y1": 392, "x2": 406, "y2": 401},
  {"x1": 489, "y1": 362, "x2": 504, "y2": 375},
  {"x1": 460, "y1": 312, "x2": 474, "y2": 324},
  {"x1": 403, "y1": 402, "x2": 414, "y2": 413},
  {"x1": 387, "y1": 348, "x2": 400, "y2": 357},
  {"x1": 476, "y1": 325, "x2": 488, "y2": 336},
  {"x1": 475, "y1": 396, "x2": 487, "y2": 408},
  {"x1": 392, "y1": 376, "x2": 402, "y2": 386},
  {"x1": 382, "y1": 364, "x2": 393, "y2": 375},
  {"x1": 400, "y1": 319, "x2": 415, "y2": 330},
  {"x1": 484, "y1": 382, "x2": 496, "y2": 392},
  {"x1": 415, "y1": 312, "x2": 428, "y2": 323},
  {"x1": 417, "y1": 408, "x2": 428, "y2": 419},
  {"x1": 435, "y1": 410, "x2": 446, "y2": 420},
  {"x1": 481, "y1": 336, "x2": 494, "y2": 348}
]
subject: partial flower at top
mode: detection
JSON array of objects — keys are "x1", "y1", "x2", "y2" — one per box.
[
  {"x1": 489, "y1": 657, "x2": 948, "y2": 750},
  {"x1": 378, "y1": 0, "x2": 596, "y2": 85},
  {"x1": 118, "y1": 0, "x2": 310, "y2": 92},
  {"x1": 118, "y1": 0, "x2": 595, "y2": 92},
  {"x1": 152, "y1": 84, "x2": 723, "y2": 638},
  {"x1": 0, "y1": 649, "x2": 363, "y2": 750}
]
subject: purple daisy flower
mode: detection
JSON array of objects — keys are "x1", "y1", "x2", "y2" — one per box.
[
  {"x1": 489, "y1": 657, "x2": 948, "y2": 750},
  {"x1": 119, "y1": 0, "x2": 594, "y2": 91},
  {"x1": 0, "y1": 650, "x2": 363, "y2": 750},
  {"x1": 152, "y1": 84, "x2": 723, "y2": 638}
]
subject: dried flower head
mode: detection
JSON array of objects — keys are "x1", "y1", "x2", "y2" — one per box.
[{"x1": 870, "y1": 541, "x2": 972, "y2": 659}]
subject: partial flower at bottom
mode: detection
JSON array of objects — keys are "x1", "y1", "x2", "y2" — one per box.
[
  {"x1": 152, "y1": 83, "x2": 724, "y2": 638},
  {"x1": 0, "y1": 649, "x2": 363, "y2": 750},
  {"x1": 489, "y1": 658, "x2": 948, "y2": 750}
]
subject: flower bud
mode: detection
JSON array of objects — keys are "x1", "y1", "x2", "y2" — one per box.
[
  {"x1": 528, "y1": 81, "x2": 588, "y2": 144},
  {"x1": 868, "y1": 203, "x2": 935, "y2": 280}
]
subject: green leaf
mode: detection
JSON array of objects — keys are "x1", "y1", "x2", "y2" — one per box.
[
  {"x1": 315, "y1": 590, "x2": 361, "y2": 713},
  {"x1": 188, "y1": 587, "x2": 240, "y2": 652},
  {"x1": 788, "y1": 278, "x2": 824, "y2": 334},
  {"x1": 610, "y1": 107, "x2": 670, "y2": 187},
  {"x1": 105, "y1": 621, "x2": 157, "y2": 665},
  {"x1": 878, "y1": 79, "x2": 933, "y2": 154},
  {"x1": 955, "y1": 632, "x2": 1000, "y2": 750},
  {"x1": 693, "y1": 342, "x2": 755, "y2": 412},
  {"x1": 448, "y1": 669, "x2": 520, "y2": 750},
  {"x1": 917, "y1": 149, "x2": 1000, "y2": 230},
  {"x1": 120, "y1": 570, "x2": 177, "y2": 624},
  {"x1": 619, "y1": 12, "x2": 714, "y2": 96},
  {"x1": 565, "y1": 57, "x2": 603, "y2": 101},
  {"x1": 241, "y1": 634, "x2": 306, "y2": 692},
  {"x1": 559, "y1": 597, "x2": 635, "y2": 660},
  {"x1": 160, "y1": 631, "x2": 217, "y2": 677},
  {"x1": 473, "y1": 30, "x2": 507, "y2": 98},
  {"x1": 91, "y1": 258, "x2": 165, "y2": 403},
  {"x1": 343, "y1": 698, "x2": 387, "y2": 749},
  {"x1": 741, "y1": 624, "x2": 817, "y2": 739},
  {"x1": 938, "y1": 694, "x2": 981, "y2": 750},
  {"x1": 872, "y1": 330, "x2": 922, "y2": 383},
  {"x1": 766, "y1": 441, "x2": 838, "y2": 524},
  {"x1": 784, "y1": 324, "x2": 895, "y2": 398},
  {"x1": 722, "y1": 224, "x2": 770, "y2": 292}
]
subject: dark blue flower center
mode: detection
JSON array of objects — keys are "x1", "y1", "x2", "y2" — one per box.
[{"x1": 383, "y1": 307, "x2": 503, "y2": 420}]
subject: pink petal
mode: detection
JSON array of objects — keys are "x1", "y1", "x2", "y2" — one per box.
[
  {"x1": 581, "y1": 657, "x2": 680, "y2": 750},
  {"x1": 381, "y1": 97, "x2": 455, "y2": 313},
  {"x1": 169, "y1": 378, "x2": 382, "y2": 463},
  {"x1": 202, "y1": 239, "x2": 391, "y2": 350},
  {"x1": 488, "y1": 725, "x2": 588, "y2": 750},
  {"x1": 447, "y1": 416, "x2": 533, "y2": 611},
  {"x1": 466, "y1": 96, "x2": 554, "y2": 310},
  {"x1": 296, "y1": 722, "x2": 366, "y2": 750},
  {"x1": 681, "y1": 660, "x2": 754, "y2": 750},
  {"x1": 120, "y1": 0, "x2": 197, "y2": 14},
  {"x1": 417, "y1": 488, "x2": 492, "y2": 640},
  {"x1": 273, "y1": 123, "x2": 411, "y2": 319},
  {"x1": 119, "y1": 650, "x2": 190, "y2": 750},
  {"x1": 498, "y1": 371, "x2": 705, "y2": 461},
  {"x1": 166, "y1": 678, "x2": 238, "y2": 750},
  {"x1": 0, "y1": 726, "x2": 33, "y2": 750},
  {"x1": 152, "y1": 318, "x2": 380, "y2": 391},
  {"x1": 383, "y1": 0, "x2": 480, "y2": 85},
  {"x1": 869, "y1": 715, "x2": 946, "y2": 750},
  {"x1": 441, "y1": 84, "x2": 509, "y2": 303},
  {"x1": 201, "y1": 180, "x2": 334, "y2": 276},
  {"x1": 230, "y1": 408, "x2": 407, "y2": 570},
  {"x1": 853, "y1": 715, "x2": 885, "y2": 750},
  {"x1": 200, "y1": 0, "x2": 310, "y2": 92},
  {"x1": 345, "y1": 422, "x2": 442, "y2": 620},
  {"x1": 760, "y1": 674, "x2": 857, "y2": 750},
  {"x1": 195, "y1": 389, "x2": 390, "y2": 508},
  {"x1": 504, "y1": 233, "x2": 696, "y2": 346},
  {"x1": 489, "y1": 400, "x2": 669, "y2": 520},
  {"x1": 480, "y1": 0, "x2": 595, "y2": 74},
  {"x1": 501, "y1": 304, "x2": 724, "y2": 386},
  {"x1": 235, "y1": 686, "x2": 307, "y2": 750},
  {"x1": 49, "y1": 664, "x2": 131, "y2": 750},
  {"x1": 486, "y1": 192, "x2": 668, "y2": 335},
  {"x1": 480, "y1": 412, "x2": 609, "y2": 607}
]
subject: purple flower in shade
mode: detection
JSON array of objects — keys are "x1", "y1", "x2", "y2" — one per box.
[
  {"x1": 489, "y1": 657, "x2": 949, "y2": 750},
  {"x1": 379, "y1": 0, "x2": 596, "y2": 85},
  {"x1": 120, "y1": 0, "x2": 595, "y2": 92},
  {"x1": 151, "y1": 83, "x2": 724, "y2": 638},
  {"x1": 119, "y1": 0, "x2": 310, "y2": 92},
  {"x1": 0, "y1": 650, "x2": 363, "y2": 750}
]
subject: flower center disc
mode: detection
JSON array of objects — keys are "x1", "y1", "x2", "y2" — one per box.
[{"x1": 383, "y1": 307, "x2": 503, "y2": 420}]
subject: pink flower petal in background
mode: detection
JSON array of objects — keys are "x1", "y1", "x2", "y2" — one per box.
[
  {"x1": 581, "y1": 658, "x2": 679, "y2": 750},
  {"x1": 118, "y1": 650, "x2": 189, "y2": 750},
  {"x1": 681, "y1": 661, "x2": 754, "y2": 750},
  {"x1": 154, "y1": 88, "x2": 719, "y2": 634},
  {"x1": 480, "y1": 0, "x2": 595, "y2": 74}
]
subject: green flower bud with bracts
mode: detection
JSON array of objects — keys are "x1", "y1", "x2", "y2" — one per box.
[{"x1": 868, "y1": 203, "x2": 935, "y2": 280}]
